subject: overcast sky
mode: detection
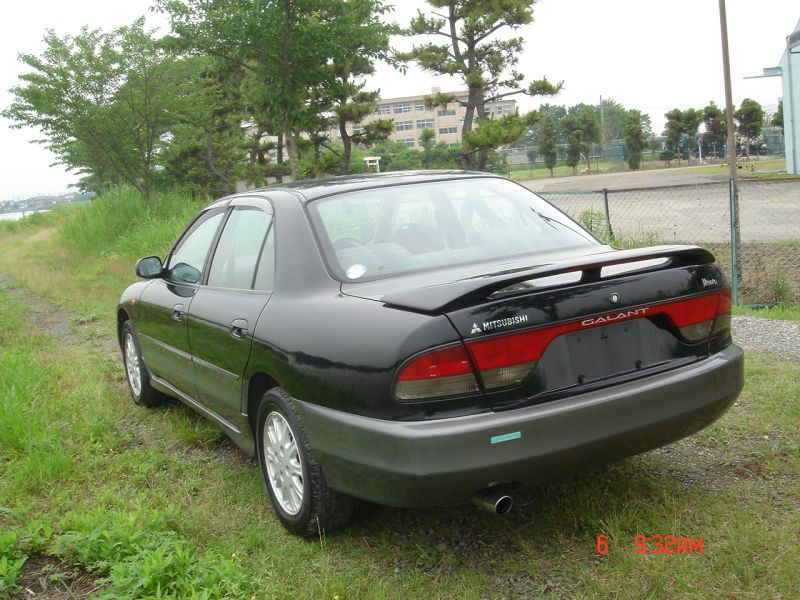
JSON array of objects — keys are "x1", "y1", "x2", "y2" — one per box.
[{"x1": 1, "y1": 0, "x2": 797, "y2": 201}]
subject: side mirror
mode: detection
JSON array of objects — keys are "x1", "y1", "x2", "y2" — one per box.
[{"x1": 135, "y1": 256, "x2": 163, "y2": 279}]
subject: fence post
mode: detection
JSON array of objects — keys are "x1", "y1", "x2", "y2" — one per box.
[
  {"x1": 729, "y1": 179, "x2": 739, "y2": 304},
  {"x1": 602, "y1": 188, "x2": 615, "y2": 244}
]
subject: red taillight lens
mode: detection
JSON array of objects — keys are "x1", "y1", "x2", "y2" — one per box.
[
  {"x1": 466, "y1": 329, "x2": 547, "y2": 390},
  {"x1": 395, "y1": 345, "x2": 479, "y2": 400},
  {"x1": 711, "y1": 289, "x2": 732, "y2": 335},
  {"x1": 663, "y1": 290, "x2": 731, "y2": 342}
]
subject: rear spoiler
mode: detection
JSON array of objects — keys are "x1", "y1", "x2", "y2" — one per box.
[{"x1": 381, "y1": 245, "x2": 716, "y2": 313}]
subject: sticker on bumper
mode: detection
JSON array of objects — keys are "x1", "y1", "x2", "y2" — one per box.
[{"x1": 490, "y1": 431, "x2": 522, "y2": 444}]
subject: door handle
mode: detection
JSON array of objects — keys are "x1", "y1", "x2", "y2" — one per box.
[
  {"x1": 229, "y1": 318, "x2": 249, "y2": 339},
  {"x1": 172, "y1": 304, "x2": 185, "y2": 321}
]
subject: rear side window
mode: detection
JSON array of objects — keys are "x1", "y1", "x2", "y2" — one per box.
[
  {"x1": 253, "y1": 225, "x2": 275, "y2": 291},
  {"x1": 207, "y1": 207, "x2": 272, "y2": 289},
  {"x1": 308, "y1": 178, "x2": 595, "y2": 281}
]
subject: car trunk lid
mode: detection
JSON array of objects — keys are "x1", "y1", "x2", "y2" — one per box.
[{"x1": 344, "y1": 245, "x2": 730, "y2": 411}]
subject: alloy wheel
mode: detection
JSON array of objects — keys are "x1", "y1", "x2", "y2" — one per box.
[{"x1": 263, "y1": 411, "x2": 304, "y2": 515}]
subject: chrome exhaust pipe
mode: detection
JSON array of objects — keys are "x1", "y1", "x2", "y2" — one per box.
[{"x1": 471, "y1": 488, "x2": 513, "y2": 515}]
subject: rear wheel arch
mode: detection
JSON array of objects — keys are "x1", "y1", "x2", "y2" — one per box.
[{"x1": 246, "y1": 372, "x2": 281, "y2": 434}]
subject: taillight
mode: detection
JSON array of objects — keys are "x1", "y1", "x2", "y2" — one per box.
[
  {"x1": 395, "y1": 345, "x2": 479, "y2": 400},
  {"x1": 663, "y1": 290, "x2": 731, "y2": 342},
  {"x1": 466, "y1": 329, "x2": 548, "y2": 390},
  {"x1": 711, "y1": 289, "x2": 732, "y2": 335}
]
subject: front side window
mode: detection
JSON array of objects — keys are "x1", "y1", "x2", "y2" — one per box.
[
  {"x1": 166, "y1": 209, "x2": 225, "y2": 284},
  {"x1": 308, "y1": 178, "x2": 596, "y2": 282},
  {"x1": 207, "y1": 207, "x2": 272, "y2": 289}
]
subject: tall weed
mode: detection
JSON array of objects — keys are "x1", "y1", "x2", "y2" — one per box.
[{"x1": 59, "y1": 187, "x2": 207, "y2": 260}]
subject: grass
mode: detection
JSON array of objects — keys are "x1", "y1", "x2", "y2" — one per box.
[
  {"x1": 676, "y1": 157, "x2": 787, "y2": 177},
  {"x1": 508, "y1": 157, "x2": 790, "y2": 182},
  {"x1": 733, "y1": 304, "x2": 800, "y2": 321},
  {"x1": 505, "y1": 157, "x2": 667, "y2": 181},
  {"x1": 1, "y1": 187, "x2": 799, "y2": 598}
]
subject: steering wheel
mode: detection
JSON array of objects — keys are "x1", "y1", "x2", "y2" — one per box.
[{"x1": 332, "y1": 237, "x2": 364, "y2": 251}]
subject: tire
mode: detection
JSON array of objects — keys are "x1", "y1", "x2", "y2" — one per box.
[
  {"x1": 255, "y1": 387, "x2": 353, "y2": 537},
  {"x1": 121, "y1": 321, "x2": 163, "y2": 408}
]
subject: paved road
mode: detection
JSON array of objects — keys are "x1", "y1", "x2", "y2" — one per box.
[{"x1": 522, "y1": 172, "x2": 800, "y2": 245}]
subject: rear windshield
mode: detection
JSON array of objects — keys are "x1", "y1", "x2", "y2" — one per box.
[{"x1": 308, "y1": 177, "x2": 597, "y2": 281}]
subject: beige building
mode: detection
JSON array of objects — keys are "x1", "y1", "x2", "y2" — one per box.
[{"x1": 333, "y1": 88, "x2": 517, "y2": 149}]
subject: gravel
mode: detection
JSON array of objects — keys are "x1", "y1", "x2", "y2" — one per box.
[{"x1": 732, "y1": 316, "x2": 800, "y2": 361}]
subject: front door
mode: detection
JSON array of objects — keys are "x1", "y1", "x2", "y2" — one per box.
[
  {"x1": 188, "y1": 203, "x2": 275, "y2": 424},
  {"x1": 136, "y1": 207, "x2": 226, "y2": 396}
]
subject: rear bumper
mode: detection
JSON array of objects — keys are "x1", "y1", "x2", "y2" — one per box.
[{"x1": 294, "y1": 345, "x2": 744, "y2": 507}]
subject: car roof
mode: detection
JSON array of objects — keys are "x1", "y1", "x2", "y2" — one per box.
[{"x1": 208, "y1": 170, "x2": 502, "y2": 208}]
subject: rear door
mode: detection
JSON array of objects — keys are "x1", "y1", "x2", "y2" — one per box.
[
  {"x1": 187, "y1": 200, "x2": 275, "y2": 425},
  {"x1": 136, "y1": 207, "x2": 226, "y2": 396}
]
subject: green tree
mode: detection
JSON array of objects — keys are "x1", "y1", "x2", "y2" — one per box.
[
  {"x1": 512, "y1": 103, "x2": 563, "y2": 152},
  {"x1": 3, "y1": 20, "x2": 183, "y2": 200},
  {"x1": 318, "y1": 0, "x2": 396, "y2": 174},
  {"x1": 399, "y1": 0, "x2": 561, "y2": 170},
  {"x1": 734, "y1": 98, "x2": 764, "y2": 159},
  {"x1": 559, "y1": 108, "x2": 599, "y2": 173},
  {"x1": 773, "y1": 100, "x2": 783, "y2": 127},
  {"x1": 419, "y1": 127, "x2": 437, "y2": 166},
  {"x1": 158, "y1": 0, "x2": 390, "y2": 178},
  {"x1": 463, "y1": 112, "x2": 537, "y2": 169},
  {"x1": 597, "y1": 98, "x2": 628, "y2": 142},
  {"x1": 663, "y1": 108, "x2": 703, "y2": 164},
  {"x1": 331, "y1": 89, "x2": 394, "y2": 174},
  {"x1": 539, "y1": 103, "x2": 567, "y2": 122},
  {"x1": 560, "y1": 115, "x2": 584, "y2": 175},
  {"x1": 577, "y1": 107, "x2": 600, "y2": 172},
  {"x1": 623, "y1": 110, "x2": 647, "y2": 171},
  {"x1": 702, "y1": 101, "x2": 726, "y2": 159},
  {"x1": 537, "y1": 114, "x2": 558, "y2": 176},
  {"x1": 159, "y1": 58, "x2": 254, "y2": 196}
]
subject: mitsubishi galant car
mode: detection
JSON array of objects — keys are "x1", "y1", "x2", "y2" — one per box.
[{"x1": 117, "y1": 171, "x2": 744, "y2": 536}]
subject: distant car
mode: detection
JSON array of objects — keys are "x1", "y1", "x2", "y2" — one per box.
[{"x1": 118, "y1": 171, "x2": 743, "y2": 536}]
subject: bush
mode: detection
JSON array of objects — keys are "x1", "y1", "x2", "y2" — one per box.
[{"x1": 659, "y1": 149, "x2": 675, "y2": 166}]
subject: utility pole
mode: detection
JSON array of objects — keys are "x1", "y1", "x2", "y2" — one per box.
[
  {"x1": 599, "y1": 95, "x2": 606, "y2": 152},
  {"x1": 718, "y1": 0, "x2": 740, "y2": 303}
]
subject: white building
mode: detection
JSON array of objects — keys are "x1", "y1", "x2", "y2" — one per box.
[
  {"x1": 780, "y1": 19, "x2": 800, "y2": 174},
  {"x1": 331, "y1": 87, "x2": 517, "y2": 149}
]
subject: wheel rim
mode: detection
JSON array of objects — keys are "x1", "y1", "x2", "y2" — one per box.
[
  {"x1": 263, "y1": 411, "x2": 304, "y2": 515},
  {"x1": 124, "y1": 333, "x2": 142, "y2": 397}
]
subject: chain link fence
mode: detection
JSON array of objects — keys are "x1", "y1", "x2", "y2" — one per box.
[{"x1": 538, "y1": 179, "x2": 800, "y2": 306}]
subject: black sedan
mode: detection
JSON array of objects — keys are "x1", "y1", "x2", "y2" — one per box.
[{"x1": 117, "y1": 171, "x2": 743, "y2": 536}]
